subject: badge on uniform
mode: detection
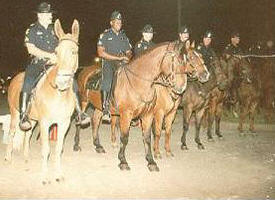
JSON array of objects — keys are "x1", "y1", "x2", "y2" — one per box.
[
  {"x1": 107, "y1": 37, "x2": 113, "y2": 41},
  {"x1": 37, "y1": 31, "x2": 43, "y2": 35}
]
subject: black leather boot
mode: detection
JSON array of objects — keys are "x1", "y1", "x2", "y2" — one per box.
[
  {"x1": 75, "y1": 92, "x2": 90, "y2": 126},
  {"x1": 19, "y1": 92, "x2": 32, "y2": 131}
]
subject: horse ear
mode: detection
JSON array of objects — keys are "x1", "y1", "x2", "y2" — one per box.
[
  {"x1": 72, "y1": 19, "x2": 80, "y2": 41},
  {"x1": 185, "y1": 40, "x2": 190, "y2": 50},
  {"x1": 54, "y1": 19, "x2": 65, "y2": 40},
  {"x1": 191, "y1": 41, "x2": 195, "y2": 48}
]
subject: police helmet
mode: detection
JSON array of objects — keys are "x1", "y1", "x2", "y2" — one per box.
[
  {"x1": 36, "y1": 2, "x2": 55, "y2": 13},
  {"x1": 179, "y1": 25, "x2": 190, "y2": 34},
  {"x1": 141, "y1": 24, "x2": 155, "y2": 33},
  {"x1": 110, "y1": 10, "x2": 122, "y2": 21}
]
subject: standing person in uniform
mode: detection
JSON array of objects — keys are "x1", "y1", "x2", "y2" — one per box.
[
  {"x1": 20, "y1": 2, "x2": 89, "y2": 131},
  {"x1": 197, "y1": 30, "x2": 217, "y2": 69},
  {"x1": 134, "y1": 24, "x2": 155, "y2": 56},
  {"x1": 223, "y1": 31, "x2": 243, "y2": 59},
  {"x1": 97, "y1": 11, "x2": 132, "y2": 116}
]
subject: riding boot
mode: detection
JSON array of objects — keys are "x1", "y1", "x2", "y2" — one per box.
[
  {"x1": 74, "y1": 92, "x2": 90, "y2": 126},
  {"x1": 101, "y1": 90, "x2": 110, "y2": 115},
  {"x1": 19, "y1": 92, "x2": 32, "y2": 131}
]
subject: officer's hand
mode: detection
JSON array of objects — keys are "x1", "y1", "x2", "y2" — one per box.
[
  {"x1": 47, "y1": 53, "x2": 57, "y2": 65},
  {"x1": 119, "y1": 56, "x2": 130, "y2": 63}
]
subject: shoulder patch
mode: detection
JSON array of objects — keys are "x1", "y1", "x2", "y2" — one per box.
[
  {"x1": 99, "y1": 33, "x2": 104, "y2": 39},
  {"x1": 197, "y1": 45, "x2": 201, "y2": 50}
]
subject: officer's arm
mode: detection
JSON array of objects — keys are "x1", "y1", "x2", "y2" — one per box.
[
  {"x1": 25, "y1": 43, "x2": 56, "y2": 62},
  {"x1": 97, "y1": 45, "x2": 127, "y2": 61}
]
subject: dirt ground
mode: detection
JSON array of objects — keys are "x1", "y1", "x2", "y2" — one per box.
[{"x1": 0, "y1": 94, "x2": 274, "y2": 199}]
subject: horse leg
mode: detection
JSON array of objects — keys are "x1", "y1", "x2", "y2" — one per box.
[
  {"x1": 23, "y1": 121, "x2": 37, "y2": 162},
  {"x1": 141, "y1": 113, "x2": 159, "y2": 172},
  {"x1": 153, "y1": 111, "x2": 164, "y2": 159},
  {"x1": 54, "y1": 120, "x2": 70, "y2": 182},
  {"x1": 111, "y1": 115, "x2": 119, "y2": 148},
  {"x1": 164, "y1": 109, "x2": 177, "y2": 157},
  {"x1": 73, "y1": 124, "x2": 81, "y2": 151},
  {"x1": 92, "y1": 109, "x2": 105, "y2": 153},
  {"x1": 215, "y1": 102, "x2": 224, "y2": 139},
  {"x1": 195, "y1": 109, "x2": 205, "y2": 150},
  {"x1": 181, "y1": 106, "x2": 192, "y2": 150},
  {"x1": 249, "y1": 102, "x2": 258, "y2": 135},
  {"x1": 4, "y1": 111, "x2": 19, "y2": 162},
  {"x1": 73, "y1": 101, "x2": 89, "y2": 151},
  {"x1": 40, "y1": 120, "x2": 51, "y2": 184},
  {"x1": 238, "y1": 104, "x2": 248, "y2": 136},
  {"x1": 207, "y1": 100, "x2": 216, "y2": 142},
  {"x1": 118, "y1": 112, "x2": 132, "y2": 171}
]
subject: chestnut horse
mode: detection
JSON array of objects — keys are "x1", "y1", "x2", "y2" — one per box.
[
  {"x1": 149, "y1": 42, "x2": 210, "y2": 159},
  {"x1": 229, "y1": 56, "x2": 260, "y2": 135},
  {"x1": 180, "y1": 57, "x2": 229, "y2": 150},
  {"x1": 5, "y1": 19, "x2": 80, "y2": 184},
  {"x1": 75, "y1": 41, "x2": 209, "y2": 171}
]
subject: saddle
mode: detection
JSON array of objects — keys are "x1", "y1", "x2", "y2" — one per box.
[{"x1": 86, "y1": 69, "x2": 102, "y2": 90}]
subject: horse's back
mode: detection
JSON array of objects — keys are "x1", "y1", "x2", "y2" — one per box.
[{"x1": 77, "y1": 65, "x2": 100, "y2": 94}]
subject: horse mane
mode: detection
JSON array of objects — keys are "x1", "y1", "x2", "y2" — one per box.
[{"x1": 131, "y1": 42, "x2": 171, "y2": 62}]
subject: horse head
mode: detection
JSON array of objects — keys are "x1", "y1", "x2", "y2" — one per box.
[
  {"x1": 182, "y1": 41, "x2": 210, "y2": 83},
  {"x1": 54, "y1": 19, "x2": 79, "y2": 91}
]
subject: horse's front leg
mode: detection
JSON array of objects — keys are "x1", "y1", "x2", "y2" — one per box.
[
  {"x1": 215, "y1": 102, "x2": 224, "y2": 139},
  {"x1": 111, "y1": 114, "x2": 119, "y2": 148},
  {"x1": 207, "y1": 98, "x2": 216, "y2": 141},
  {"x1": 153, "y1": 110, "x2": 164, "y2": 159},
  {"x1": 164, "y1": 108, "x2": 177, "y2": 157},
  {"x1": 238, "y1": 103, "x2": 248, "y2": 136},
  {"x1": 118, "y1": 112, "x2": 132, "y2": 170},
  {"x1": 194, "y1": 108, "x2": 206, "y2": 150},
  {"x1": 54, "y1": 119, "x2": 70, "y2": 182},
  {"x1": 141, "y1": 112, "x2": 159, "y2": 172},
  {"x1": 249, "y1": 101, "x2": 258, "y2": 135},
  {"x1": 92, "y1": 109, "x2": 105, "y2": 153},
  {"x1": 181, "y1": 106, "x2": 192, "y2": 150},
  {"x1": 40, "y1": 120, "x2": 51, "y2": 184}
]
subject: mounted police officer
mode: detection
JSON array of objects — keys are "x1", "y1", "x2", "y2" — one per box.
[
  {"x1": 134, "y1": 24, "x2": 155, "y2": 56},
  {"x1": 97, "y1": 11, "x2": 132, "y2": 116},
  {"x1": 223, "y1": 31, "x2": 243, "y2": 59},
  {"x1": 175, "y1": 25, "x2": 190, "y2": 49},
  {"x1": 197, "y1": 30, "x2": 217, "y2": 69},
  {"x1": 20, "y1": 2, "x2": 89, "y2": 131}
]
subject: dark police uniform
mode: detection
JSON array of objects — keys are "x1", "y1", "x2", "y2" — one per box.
[
  {"x1": 134, "y1": 39, "x2": 155, "y2": 56},
  {"x1": 97, "y1": 28, "x2": 131, "y2": 92},
  {"x1": 23, "y1": 22, "x2": 58, "y2": 94},
  {"x1": 197, "y1": 44, "x2": 217, "y2": 68},
  {"x1": 223, "y1": 43, "x2": 243, "y2": 57}
]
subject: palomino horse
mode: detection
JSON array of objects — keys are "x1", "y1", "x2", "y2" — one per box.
[
  {"x1": 229, "y1": 56, "x2": 260, "y2": 135},
  {"x1": 5, "y1": 19, "x2": 80, "y2": 184},
  {"x1": 149, "y1": 41, "x2": 210, "y2": 159},
  {"x1": 180, "y1": 57, "x2": 228, "y2": 150}
]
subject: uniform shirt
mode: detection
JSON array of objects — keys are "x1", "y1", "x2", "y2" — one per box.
[
  {"x1": 223, "y1": 43, "x2": 243, "y2": 56},
  {"x1": 25, "y1": 22, "x2": 58, "y2": 54},
  {"x1": 197, "y1": 44, "x2": 217, "y2": 67},
  {"x1": 97, "y1": 28, "x2": 132, "y2": 68},
  {"x1": 134, "y1": 39, "x2": 155, "y2": 56}
]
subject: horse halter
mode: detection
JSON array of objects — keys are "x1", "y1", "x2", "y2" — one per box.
[{"x1": 49, "y1": 37, "x2": 79, "y2": 91}]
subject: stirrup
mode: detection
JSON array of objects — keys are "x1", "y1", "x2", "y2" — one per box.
[
  {"x1": 19, "y1": 116, "x2": 32, "y2": 131},
  {"x1": 76, "y1": 112, "x2": 90, "y2": 126}
]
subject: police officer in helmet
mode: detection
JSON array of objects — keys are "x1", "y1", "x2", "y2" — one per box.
[
  {"x1": 21, "y1": 2, "x2": 89, "y2": 131},
  {"x1": 197, "y1": 30, "x2": 217, "y2": 68},
  {"x1": 97, "y1": 11, "x2": 132, "y2": 116},
  {"x1": 223, "y1": 31, "x2": 243, "y2": 59},
  {"x1": 134, "y1": 24, "x2": 155, "y2": 56}
]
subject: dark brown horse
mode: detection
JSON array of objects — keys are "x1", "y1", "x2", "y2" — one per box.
[
  {"x1": 180, "y1": 57, "x2": 228, "y2": 150},
  {"x1": 75, "y1": 42, "x2": 209, "y2": 171},
  {"x1": 229, "y1": 56, "x2": 260, "y2": 135}
]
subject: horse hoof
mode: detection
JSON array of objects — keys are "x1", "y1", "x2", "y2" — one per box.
[
  {"x1": 217, "y1": 135, "x2": 224, "y2": 140},
  {"x1": 95, "y1": 146, "x2": 106, "y2": 154},
  {"x1": 181, "y1": 145, "x2": 188, "y2": 151},
  {"x1": 56, "y1": 177, "x2": 65, "y2": 183},
  {"x1": 148, "y1": 163, "x2": 160, "y2": 172},
  {"x1": 154, "y1": 153, "x2": 162, "y2": 159},
  {"x1": 73, "y1": 145, "x2": 81, "y2": 152},
  {"x1": 208, "y1": 138, "x2": 215, "y2": 142},
  {"x1": 118, "y1": 163, "x2": 130, "y2": 171},
  {"x1": 166, "y1": 152, "x2": 174, "y2": 157},
  {"x1": 111, "y1": 142, "x2": 118, "y2": 148},
  {"x1": 42, "y1": 180, "x2": 51, "y2": 185},
  {"x1": 239, "y1": 132, "x2": 245, "y2": 137},
  {"x1": 198, "y1": 144, "x2": 205, "y2": 150}
]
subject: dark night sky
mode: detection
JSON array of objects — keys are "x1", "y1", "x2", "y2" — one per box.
[{"x1": 0, "y1": 0, "x2": 274, "y2": 76}]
